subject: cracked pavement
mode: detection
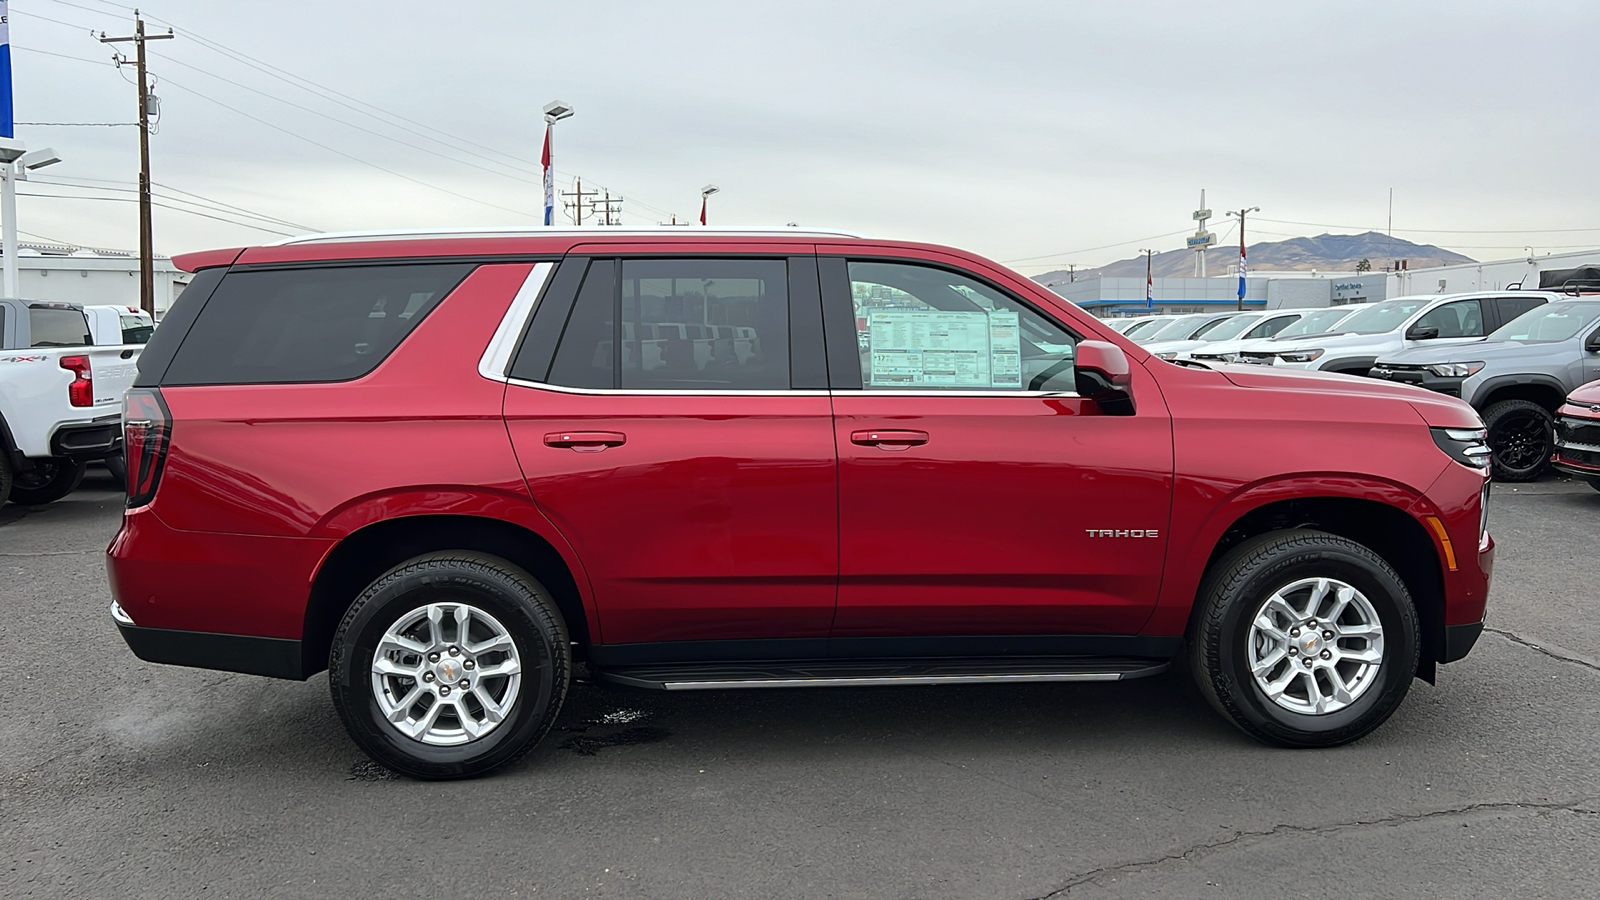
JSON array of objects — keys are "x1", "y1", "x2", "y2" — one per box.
[{"x1": 2, "y1": 471, "x2": 1598, "y2": 899}]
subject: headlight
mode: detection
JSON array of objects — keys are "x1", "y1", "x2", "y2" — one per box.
[
  {"x1": 1156, "y1": 351, "x2": 1180, "y2": 360},
  {"x1": 1424, "y1": 362, "x2": 1485, "y2": 378},
  {"x1": 1276, "y1": 349, "x2": 1325, "y2": 363},
  {"x1": 1432, "y1": 426, "x2": 1491, "y2": 470}
]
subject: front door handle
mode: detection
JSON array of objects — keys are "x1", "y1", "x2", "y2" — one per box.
[
  {"x1": 850, "y1": 429, "x2": 929, "y2": 450},
  {"x1": 544, "y1": 431, "x2": 627, "y2": 452}
]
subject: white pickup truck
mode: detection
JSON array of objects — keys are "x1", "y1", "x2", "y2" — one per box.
[{"x1": 0, "y1": 298, "x2": 141, "y2": 506}]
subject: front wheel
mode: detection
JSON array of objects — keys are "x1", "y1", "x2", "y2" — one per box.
[
  {"x1": 1190, "y1": 530, "x2": 1419, "y2": 748},
  {"x1": 1484, "y1": 399, "x2": 1553, "y2": 482},
  {"x1": 6, "y1": 458, "x2": 88, "y2": 506},
  {"x1": 329, "y1": 552, "x2": 571, "y2": 780}
]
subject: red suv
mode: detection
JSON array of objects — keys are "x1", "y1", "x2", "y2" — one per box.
[{"x1": 109, "y1": 229, "x2": 1494, "y2": 779}]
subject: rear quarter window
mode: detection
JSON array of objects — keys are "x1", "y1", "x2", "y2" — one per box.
[{"x1": 160, "y1": 263, "x2": 474, "y2": 385}]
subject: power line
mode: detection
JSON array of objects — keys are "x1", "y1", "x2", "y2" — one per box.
[
  {"x1": 157, "y1": 76, "x2": 538, "y2": 219},
  {"x1": 1004, "y1": 229, "x2": 1192, "y2": 265},
  {"x1": 1253, "y1": 216, "x2": 1600, "y2": 236},
  {"x1": 16, "y1": 190, "x2": 299, "y2": 236},
  {"x1": 30, "y1": 177, "x2": 314, "y2": 231},
  {"x1": 17, "y1": 121, "x2": 136, "y2": 126}
]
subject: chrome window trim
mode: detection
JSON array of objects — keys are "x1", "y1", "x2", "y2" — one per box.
[
  {"x1": 478, "y1": 262, "x2": 555, "y2": 382},
  {"x1": 503, "y1": 377, "x2": 1077, "y2": 399}
]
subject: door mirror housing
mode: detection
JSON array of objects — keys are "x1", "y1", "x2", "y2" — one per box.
[
  {"x1": 1074, "y1": 340, "x2": 1135, "y2": 415},
  {"x1": 1406, "y1": 324, "x2": 1441, "y2": 340},
  {"x1": 1585, "y1": 330, "x2": 1600, "y2": 352}
]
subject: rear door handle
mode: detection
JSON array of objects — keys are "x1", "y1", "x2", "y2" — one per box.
[
  {"x1": 543, "y1": 431, "x2": 627, "y2": 452},
  {"x1": 850, "y1": 429, "x2": 929, "y2": 450}
]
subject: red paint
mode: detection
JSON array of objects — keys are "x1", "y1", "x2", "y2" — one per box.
[{"x1": 108, "y1": 232, "x2": 1495, "y2": 675}]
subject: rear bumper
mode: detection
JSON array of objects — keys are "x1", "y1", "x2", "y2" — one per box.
[
  {"x1": 112, "y1": 602, "x2": 306, "y2": 679},
  {"x1": 1442, "y1": 621, "x2": 1484, "y2": 663},
  {"x1": 50, "y1": 415, "x2": 122, "y2": 460}
]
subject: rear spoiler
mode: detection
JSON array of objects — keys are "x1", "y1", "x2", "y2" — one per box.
[{"x1": 171, "y1": 247, "x2": 246, "y2": 273}]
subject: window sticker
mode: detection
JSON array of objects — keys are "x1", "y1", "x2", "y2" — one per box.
[{"x1": 865, "y1": 309, "x2": 1022, "y2": 388}]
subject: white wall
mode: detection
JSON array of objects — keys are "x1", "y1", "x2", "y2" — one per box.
[
  {"x1": 14, "y1": 256, "x2": 189, "y2": 317},
  {"x1": 1392, "y1": 248, "x2": 1600, "y2": 295}
]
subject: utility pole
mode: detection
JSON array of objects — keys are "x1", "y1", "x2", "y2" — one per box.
[
  {"x1": 561, "y1": 177, "x2": 597, "y2": 225},
  {"x1": 591, "y1": 189, "x2": 623, "y2": 225},
  {"x1": 100, "y1": 13, "x2": 173, "y2": 316},
  {"x1": 1226, "y1": 206, "x2": 1259, "y2": 311}
]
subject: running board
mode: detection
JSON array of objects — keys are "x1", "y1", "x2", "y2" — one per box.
[{"x1": 592, "y1": 656, "x2": 1169, "y2": 691}]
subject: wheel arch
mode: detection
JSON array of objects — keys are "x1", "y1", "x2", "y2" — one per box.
[
  {"x1": 302, "y1": 513, "x2": 593, "y2": 678},
  {"x1": 1476, "y1": 377, "x2": 1568, "y2": 412},
  {"x1": 1193, "y1": 495, "x2": 1446, "y2": 683}
]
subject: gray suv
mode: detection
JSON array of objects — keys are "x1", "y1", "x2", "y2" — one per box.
[{"x1": 1370, "y1": 299, "x2": 1600, "y2": 480}]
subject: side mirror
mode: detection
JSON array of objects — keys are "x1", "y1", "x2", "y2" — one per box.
[
  {"x1": 1406, "y1": 324, "x2": 1441, "y2": 340},
  {"x1": 1074, "y1": 340, "x2": 1135, "y2": 415},
  {"x1": 1585, "y1": 330, "x2": 1600, "y2": 352}
]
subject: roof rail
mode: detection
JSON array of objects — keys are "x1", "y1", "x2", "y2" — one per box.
[{"x1": 267, "y1": 225, "x2": 867, "y2": 246}]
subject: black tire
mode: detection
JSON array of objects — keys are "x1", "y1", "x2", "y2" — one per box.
[
  {"x1": 1588, "y1": 478, "x2": 1600, "y2": 493},
  {"x1": 104, "y1": 451, "x2": 128, "y2": 490},
  {"x1": 6, "y1": 458, "x2": 88, "y2": 506},
  {"x1": 1189, "y1": 529, "x2": 1420, "y2": 748},
  {"x1": 1483, "y1": 399, "x2": 1553, "y2": 482},
  {"x1": 329, "y1": 552, "x2": 571, "y2": 780},
  {"x1": 0, "y1": 451, "x2": 12, "y2": 507}
]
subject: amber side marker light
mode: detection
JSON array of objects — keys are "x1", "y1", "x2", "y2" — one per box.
[{"x1": 1424, "y1": 516, "x2": 1458, "y2": 571}]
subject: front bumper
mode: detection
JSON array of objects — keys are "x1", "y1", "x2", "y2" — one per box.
[
  {"x1": 1442, "y1": 621, "x2": 1484, "y2": 663},
  {"x1": 111, "y1": 601, "x2": 306, "y2": 679},
  {"x1": 1367, "y1": 364, "x2": 1465, "y2": 398}
]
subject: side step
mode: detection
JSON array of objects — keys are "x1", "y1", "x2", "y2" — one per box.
[{"x1": 592, "y1": 656, "x2": 1169, "y2": 691}]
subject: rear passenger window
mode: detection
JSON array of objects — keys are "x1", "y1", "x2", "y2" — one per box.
[
  {"x1": 848, "y1": 261, "x2": 1077, "y2": 391},
  {"x1": 27, "y1": 306, "x2": 92, "y2": 347},
  {"x1": 543, "y1": 258, "x2": 791, "y2": 391},
  {"x1": 161, "y1": 263, "x2": 473, "y2": 385}
]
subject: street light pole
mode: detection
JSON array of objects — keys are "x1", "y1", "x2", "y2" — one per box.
[
  {"x1": 700, "y1": 185, "x2": 719, "y2": 225},
  {"x1": 541, "y1": 100, "x2": 574, "y2": 226}
]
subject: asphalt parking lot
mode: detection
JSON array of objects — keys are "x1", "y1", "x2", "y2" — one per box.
[{"x1": 3, "y1": 472, "x2": 1598, "y2": 899}]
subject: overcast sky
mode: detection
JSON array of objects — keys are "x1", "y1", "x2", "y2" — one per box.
[{"x1": 9, "y1": 0, "x2": 1600, "y2": 272}]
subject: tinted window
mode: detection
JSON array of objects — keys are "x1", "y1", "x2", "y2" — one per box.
[
  {"x1": 1414, "y1": 300, "x2": 1484, "y2": 338},
  {"x1": 543, "y1": 258, "x2": 792, "y2": 391},
  {"x1": 546, "y1": 259, "x2": 616, "y2": 390},
  {"x1": 1493, "y1": 295, "x2": 1547, "y2": 326},
  {"x1": 28, "y1": 306, "x2": 92, "y2": 347},
  {"x1": 1488, "y1": 301, "x2": 1600, "y2": 343},
  {"x1": 1245, "y1": 314, "x2": 1299, "y2": 339},
  {"x1": 120, "y1": 315, "x2": 154, "y2": 344},
  {"x1": 162, "y1": 263, "x2": 472, "y2": 385},
  {"x1": 848, "y1": 261, "x2": 1077, "y2": 391}
]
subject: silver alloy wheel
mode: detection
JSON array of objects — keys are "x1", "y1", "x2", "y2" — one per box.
[
  {"x1": 1246, "y1": 577, "x2": 1385, "y2": 715},
  {"x1": 370, "y1": 603, "x2": 523, "y2": 746}
]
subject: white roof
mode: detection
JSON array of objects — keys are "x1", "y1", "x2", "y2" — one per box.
[{"x1": 268, "y1": 225, "x2": 867, "y2": 246}]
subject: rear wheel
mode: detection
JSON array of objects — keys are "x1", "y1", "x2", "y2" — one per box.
[
  {"x1": 1190, "y1": 530, "x2": 1419, "y2": 748},
  {"x1": 6, "y1": 458, "x2": 88, "y2": 506},
  {"x1": 1483, "y1": 399, "x2": 1553, "y2": 482},
  {"x1": 104, "y1": 452, "x2": 128, "y2": 490},
  {"x1": 1588, "y1": 478, "x2": 1600, "y2": 493},
  {"x1": 0, "y1": 452, "x2": 12, "y2": 506},
  {"x1": 329, "y1": 552, "x2": 571, "y2": 780}
]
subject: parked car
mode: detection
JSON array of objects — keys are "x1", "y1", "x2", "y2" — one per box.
[
  {"x1": 110, "y1": 227, "x2": 1493, "y2": 779},
  {"x1": 0, "y1": 298, "x2": 140, "y2": 506},
  {"x1": 1369, "y1": 300, "x2": 1600, "y2": 480},
  {"x1": 1119, "y1": 314, "x2": 1175, "y2": 340},
  {"x1": 1144, "y1": 310, "x2": 1302, "y2": 361},
  {"x1": 1196, "y1": 306, "x2": 1371, "y2": 365},
  {"x1": 1132, "y1": 311, "x2": 1238, "y2": 345},
  {"x1": 1238, "y1": 292, "x2": 1557, "y2": 375},
  {"x1": 85, "y1": 305, "x2": 155, "y2": 346},
  {"x1": 1552, "y1": 378, "x2": 1600, "y2": 491}
]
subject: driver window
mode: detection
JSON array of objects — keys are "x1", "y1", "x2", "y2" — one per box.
[
  {"x1": 847, "y1": 261, "x2": 1077, "y2": 391},
  {"x1": 1415, "y1": 300, "x2": 1484, "y2": 338}
]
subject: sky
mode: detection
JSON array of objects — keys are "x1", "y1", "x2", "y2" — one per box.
[{"x1": 7, "y1": 0, "x2": 1600, "y2": 274}]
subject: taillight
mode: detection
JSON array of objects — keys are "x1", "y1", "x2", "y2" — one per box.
[
  {"x1": 61, "y1": 355, "x2": 93, "y2": 407},
  {"x1": 123, "y1": 388, "x2": 172, "y2": 508}
]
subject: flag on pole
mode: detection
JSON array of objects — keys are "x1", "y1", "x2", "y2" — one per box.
[
  {"x1": 1146, "y1": 267, "x2": 1154, "y2": 308},
  {"x1": 1238, "y1": 236, "x2": 1248, "y2": 300},
  {"x1": 699, "y1": 196, "x2": 707, "y2": 226},
  {"x1": 541, "y1": 124, "x2": 554, "y2": 226},
  {"x1": 0, "y1": 1, "x2": 14, "y2": 139}
]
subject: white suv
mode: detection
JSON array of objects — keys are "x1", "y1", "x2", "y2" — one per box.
[{"x1": 1235, "y1": 292, "x2": 1557, "y2": 376}]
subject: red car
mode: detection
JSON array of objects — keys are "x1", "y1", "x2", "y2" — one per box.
[
  {"x1": 1553, "y1": 378, "x2": 1600, "y2": 490},
  {"x1": 110, "y1": 228, "x2": 1494, "y2": 779}
]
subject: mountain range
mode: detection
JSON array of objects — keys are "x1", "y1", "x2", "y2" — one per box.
[{"x1": 1033, "y1": 232, "x2": 1474, "y2": 283}]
